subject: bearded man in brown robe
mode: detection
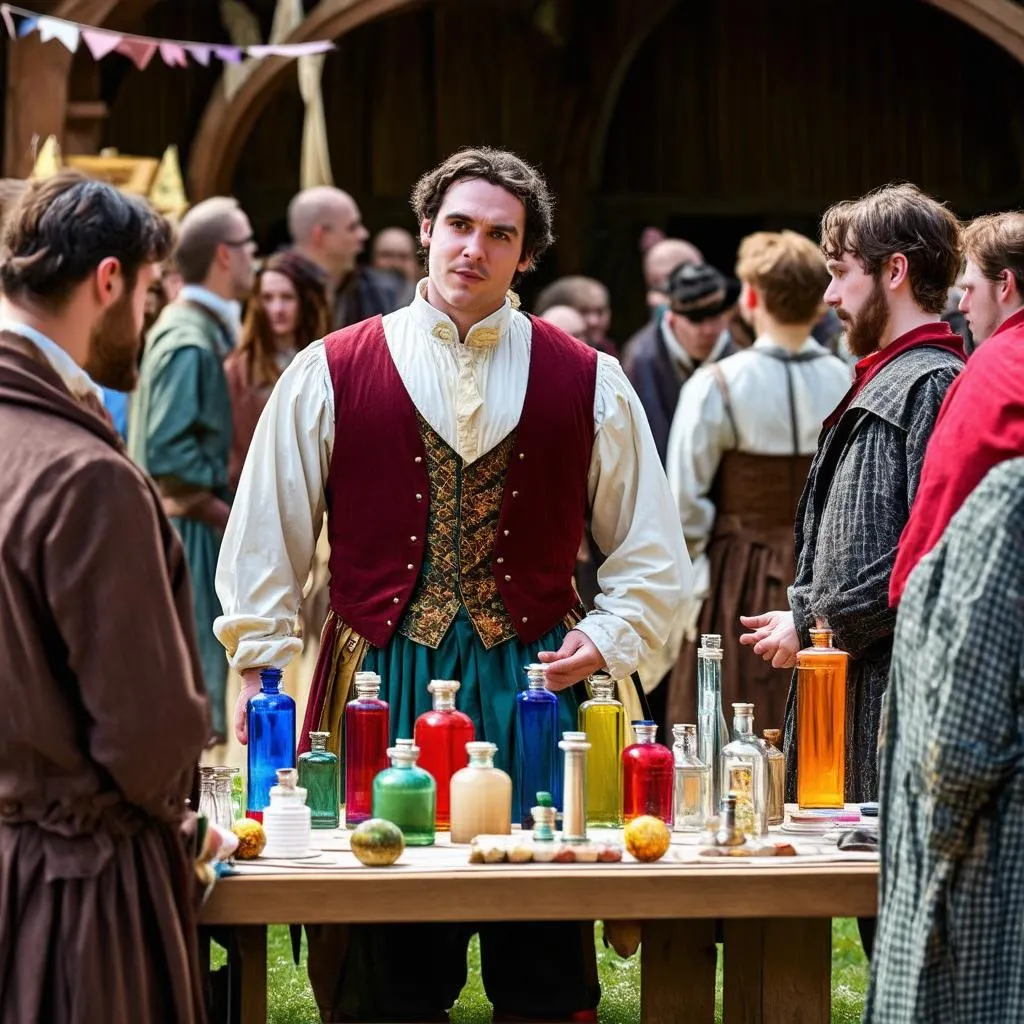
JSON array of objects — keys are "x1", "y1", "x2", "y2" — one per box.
[{"x1": 0, "y1": 173, "x2": 210, "y2": 1023}]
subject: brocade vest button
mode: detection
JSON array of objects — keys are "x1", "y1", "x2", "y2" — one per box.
[
  {"x1": 512, "y1": 491, "x2": 519, "y2": 498},
  {"x1": 416, "y1": 493, "x2": 423, "y2": 500},
  {"x1": 411, "y1": 536, "x2": 418, "y2": 542},
  {"x1": 519, "y1": 453, "x2": 525, "y2": 460},
  {"x1": 496, "y1": 557, "x2": 504, "y2": 564},
  {"x1": 387, "y1": 619, "x2": 393, "y2": 627},
  {"x1": 415, "y1": 456, "x2": 422, "y2": 463},
  {"x1": 503, "y1": 530, "x2": 510, "y2": 536},
  {"x1": 521, "y1": 617, "x2": 528, "y2": 623},
  {"x1": 504, "y1": 575, "x2": 512, "y2": 582},
  {"x1": 393, "y1": 597, "x2": 400, "y2": 604},
  {"x1": 407, "y1": 564, "x2": 414, "y2": 570}
]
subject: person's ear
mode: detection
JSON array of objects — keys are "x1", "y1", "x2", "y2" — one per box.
[
  {"x1": 95, "y1": 257, "x2": 122, "y2": 307},
  {"x1": 887, "y1": 253, "x2": 909, "y2": 291},
  {"x1": 419, "y1": 219, "x2": 432, "y2": 249}
]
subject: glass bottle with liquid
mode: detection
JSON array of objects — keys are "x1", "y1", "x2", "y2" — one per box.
[
  {"x1": 515, "y1": 664, "x2": 562, "y2": 827},
  {"x1": 796, "y1": 623, "x2": 848, "y2": 808},
  {"x1": 622, "y1": 721, "x2": 674, "y2": 825},
  {"x1": 298, "y1": 730, "x2": 340, "y2": 829},
  {"x1": 697, "y1": 635, "x2": 730, "y2": 810},
  {"x1": 672, "y1": 724, "x2": 711, "y2": 832},
  {"x1": 762, "y1": 728, "x2": 786, "y2": 826},
  {"x1": 414, "y1": 679, "x2": 475, "y2": 830},
  {"x1": 578, "y1": 672, "x2": 625, "y2": 827},
  {"x1": 372, "y1": 739, "x2": 436, "y2": 846},
  {"x1": 720, "y1": 703, "x2": 768, "y2": 838},
  {"x1": 246, "y1": 666, "x2": 296, "y2": 822},
  {"x1": 344, "y1": 671, "x2": 390, "y2": 827},
  {"x1": 449, "y1": 741, "x2": 512, "y2": 844}
]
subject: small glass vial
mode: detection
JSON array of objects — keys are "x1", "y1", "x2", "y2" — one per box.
[
  {"x1": 246, "y1": 666, "x2": 296, "y2": 822},
  {"x1": 531, "y1": 791, "x2": 557, "y2": 842},
  {"x1": 622, "y1": 720, "x2": 674, "y2": 824},
  {"x1": 344, "y1": 671, "x2": 390, "y2": 828},
  {"x1": 762, "y1": 729, "x2": 786, "y2": 827},
  {"x1": 298, "y1": 731, "x2": 340, "y2": 830},
  {"x1": 414, "y1": 679, "x2": 475, "y2": 830},
  {"x1": 796, "y1": 623, "x2": 848, "y2": 809},
  {"x1": 515, "y1": 664, "x2": 562, "y2": 827},
  {"x1": 559, "y1": 731, "x2": 590, "y2": 842},
  {"x1": 449, "y1": 741, "x2": 512, "y2": 844},
  {"x1": 672, "y1": 724, "x2": 711, "y2": 832},
  {"x1": 720, "y1": 703, "x2": 768, "y2": 838},
  {"x1": 372, "y1": 739, "x2": 436, "y2": 846},
  {"x1": 697, "y1": 635, "x2": 730, "y2": 810},
  {"x1": 578, "y1": 672, "x2": 624, "y2": 827}
]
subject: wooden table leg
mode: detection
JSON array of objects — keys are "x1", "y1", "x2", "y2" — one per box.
[
  {"x1": 233, "y1": 924, "x2": 268, "y2": 1024},
  {"x1": 723, "y1": 917, "x2": 831, "y2": 1024},
  {"x1": 641, "y1": 919, "x2": 716, "y2": 1024}
]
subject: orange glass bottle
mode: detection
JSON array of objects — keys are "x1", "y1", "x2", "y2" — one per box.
[{"x1": 796, "y1": 622, "x2": 848, "y2": 808}]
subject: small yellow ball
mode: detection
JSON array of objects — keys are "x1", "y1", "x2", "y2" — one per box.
[
  {"x1": 230, "y1": 818, "x2": 267, "y2": 860},
  {"x1": 624, "y1": 815, "x2": 671, "y2": 862}
]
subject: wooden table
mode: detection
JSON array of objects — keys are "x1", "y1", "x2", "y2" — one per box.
[{"x1": 200, "y1": 838, "x2": 877, "y2": 1024}]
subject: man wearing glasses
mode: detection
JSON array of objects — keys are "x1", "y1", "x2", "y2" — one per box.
[{"x1": 130, "y1": 196, "x2": 256, "y2": 747}]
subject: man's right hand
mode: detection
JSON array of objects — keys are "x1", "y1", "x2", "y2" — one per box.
[{"x1": 235, "y1": 668, "x2": 264, "y2": 745}]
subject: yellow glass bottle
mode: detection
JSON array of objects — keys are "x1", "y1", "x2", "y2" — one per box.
[
  {"x1": 578, "y1": 672, "x2": 624, "y2": 827},
  {"x1": 796, "y1": 622, "x2": 848, "y2": 809}
]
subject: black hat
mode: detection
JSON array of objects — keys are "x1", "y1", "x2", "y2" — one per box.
[{"x1": 667, "y1": 262, "x2": 741, "y2": 323}]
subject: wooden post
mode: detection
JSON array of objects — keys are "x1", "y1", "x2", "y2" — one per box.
[{"x1": 640, "y1": 918, "x2": 717, "y2": 1024}]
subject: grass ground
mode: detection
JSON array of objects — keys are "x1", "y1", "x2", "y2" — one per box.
[{"x1": 224, "y1": 918, "x2": 868, "y2": 1023}]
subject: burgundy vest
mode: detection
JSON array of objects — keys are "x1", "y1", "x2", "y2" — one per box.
[{"x1": 324, "y1": 314, "x2": 597, "y2": 648}]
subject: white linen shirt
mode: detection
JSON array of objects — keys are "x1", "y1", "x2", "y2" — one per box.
[{"x1": 214, "y1": 283, "x2": 691, "y2": 682}]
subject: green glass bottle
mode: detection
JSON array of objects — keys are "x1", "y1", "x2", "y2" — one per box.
[
  {"x1": 298, "y1": 730, "x2": 340, "y2": 830},
  {"x1": 372, "y1": 739, "x2": 436, "y2": 846}
]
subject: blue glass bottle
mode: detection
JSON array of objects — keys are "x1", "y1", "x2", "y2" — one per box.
[
  {"x1": 515, "y1": 664, "x2": 562, "y2": 827},
  {"x1": 246, "y1": 667, "x2": 296, "y2": 822}
]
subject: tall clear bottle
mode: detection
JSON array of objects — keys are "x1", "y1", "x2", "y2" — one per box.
[
  {"x1": 344, "y1": 671, "x2": 390, "y2": 827},
  {"x1": 515, "y1": 664, "x2": 562, "y2": 827},
  {"x1": 622, "y1": 721, "x2": 674, "y2": 824},
  {"x1": 559, "y1": 731, "x2": 590, "y2": 842},
  {"x1": 719, "y1": 703, "x2": 768, "y2": 838},
  {"x1": 450, "y1": 741, "x2": 512, "y2": 844},
  {"x1": 372, "y1": 739, "x2": 436, "y2": 846},
  {"x1": 672, "y1": 724, "x2": 711, "y2": 832},
  {"x1": 246, "y1": 666, "x2": 296, "y2": 822},
  {"x1": 414, "y1": 680, "x2": 475, "y2": 830},
  {"x1": 762, "y1": 729, "x2": 786, "y2": 826},
  {"x1": 796, "y1": 623, "x2": 848, "y2": 808},
  {"x1": 697, "y1": 634, "x2": 730, "y2": 809},
  {"x1": 298, "y1": 730, "x2": 340, "y2": 829},
  {"x1": 578, "y1": 672, "x2": 624, "y2": 827}
]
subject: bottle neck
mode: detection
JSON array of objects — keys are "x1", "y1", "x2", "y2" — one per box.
[
  {"x1": 310, "y1": 735, "x2": 327, "y2": 752},
  {"x1": 260, "y1": 668, "x2": 282, "y2": 693},
  {"x1": 810, "y1": 629, "x2": 833, "y2": 649},
  {"x1": 634, "y1": 726, "x2": 657, "y2": 745},
  {"x1": 733, "y1": 715, "x2": 754, "y2": 739},
  {"x1": 355, "y1": 684, "x2": 381, "y2": 701},
  {"x1": 674, "y1": 727, "x2": 698, "y2": 756},
  {"x1": 468, "y1": 752, "x2": 494, "y2": 769},
  {"x1": 590, "y1": 681, "x2": 616, "y2": 702},
  {"x1": 432, "y1": 693, "x2": 456, "y2": 712}
]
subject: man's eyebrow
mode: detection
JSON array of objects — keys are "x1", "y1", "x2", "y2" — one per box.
[{"x1": 444, "y1": 212, "x2": 519, "y2": 236}]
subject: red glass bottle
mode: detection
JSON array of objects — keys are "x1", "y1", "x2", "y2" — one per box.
[
  {"x1": 413, "y1": 679, "x2": 476, "y2": 830},
  {"x1": 344, "y1": 671, "x2": 390, "y2": 828},
  {"x1": 622, "y1": 720, "x2": 674, "y2": 825}
]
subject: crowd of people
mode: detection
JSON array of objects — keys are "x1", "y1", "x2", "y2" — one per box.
[{"x1": 1, "y1": 144, "x2": 1023, "y2": 1024}]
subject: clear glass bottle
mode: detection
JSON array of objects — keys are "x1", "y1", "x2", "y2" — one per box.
[
  {"x1": 697, "y1": 634, "x2": 730, "y2": 810},
  {"x1": 449, "y1": 741, "x2": 512, "y2": 844},
  {"x1": 372, "y1": 739, "x2": 436, "y2": 846},
  {"x1": 559, "y1": 731, "x2": 590, "y2": 842},
  {"x1": 515, "y1": 664, "x2": 562, "y2": 827},
  {"x1": 672, "y1": 724, "x2": 711, "y2": 832},
  {"x1": 298, "y1": 730, "x2": 340, "y2": 830},
  {"x1": 796, "y1": 623, "x2": 848, "y2": 809},
  {"x1": 719, "y1": 703, "x2": 768, "y2": 838},
  {"x1": 762, "y1": 728, "x2": 786, "y2": 826},
  {"x1": 211, "y1": 766, "x2": 237, "y2": 830},
  {"x1": 197, "y1": 766, "x2": 217, "y2": 823},
  {"x1": 246, "y1": 666, "x2": 296, "y2": 822},
  {"x1": 578, "y1": 672, "x2": 624, "y2": 827},
  {"x1": 344, "y1": 671, "x2": 390, "y2": 828},
  {"x1": 414, "y1": 679, "x2": 476, "y2": 830},
  {"x1": 622, "y1": 720, "x2": 674, "y2": 824}
]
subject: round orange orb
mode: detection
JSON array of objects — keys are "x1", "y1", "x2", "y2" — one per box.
[
  {"x1": 230, "y1": 818, "x2": 267, "y2": 860},
  {"x1": 623, "y1": 816, "x2": 671, "y2": 862}
]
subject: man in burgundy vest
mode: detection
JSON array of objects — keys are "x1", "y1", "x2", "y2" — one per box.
[{"x1": 216, "y1": 148, "x2": 688, "y2": 1023}]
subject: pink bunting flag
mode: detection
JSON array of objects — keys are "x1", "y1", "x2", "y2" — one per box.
[
  {"x1": 186, "y1": 43, "x2": 211, "y2": 67},
  {"x1": 115, "y1": 37, "x2": 157, "y2": 70},
  {"x1": 81, "y1": 28, "x2": 121, "y2": 60},
  {"x1": 158, "y1": 41, "x2": 188, "y2": 68},
  {"x1": 247, "y1": 41, "x2": 334, "y2": 58}
]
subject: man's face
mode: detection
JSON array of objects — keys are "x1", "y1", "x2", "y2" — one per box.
[
  {"x1": 666, "y1": 308, "x2": 729, "y2": 362},
  {"x1": 373, "y1": 230, "x2": 420, "y2": 283},
  {"x1": 321, "y1": 196, "x2": 370, "y2": 275},
  {"x1": 576, "y1": 284, "x2": 611, "y2": 346},
  {"x1": 958, "y1": 258, "x2": 1004, "y2": 343},
  {"x1": 225, "y1": 212, "x2": 257, "y2": 300},
  {"x1": 85, "y1": 261, "x2": 160, "y2": 391},
  {"x1": 421, "y1": 177, "x2": 531, "y2": 325},
  {"x1": 824, "y1": 252, "x2": 889, "y2": 358}
]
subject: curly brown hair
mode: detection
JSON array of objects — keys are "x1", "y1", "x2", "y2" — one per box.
[
  {"x1": 962, "y1": 212, "x2": 1024, "y2": 292},
  {"x1": 237, "y1": 252, "x2": 329, "y2": 389},
  {"x1": 411, "y1": 147, "x2": 555, "y2": 271},
  {"x1": 735, "y1": 231, "x2": 828, "y2": 325},
  {"x1": 820, "y1": 183, "x2": 962, "y2": 315}
]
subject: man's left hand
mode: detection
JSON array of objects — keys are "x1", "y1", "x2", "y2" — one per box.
[{"x1": 537, "y1": 629, "x2": 606, "y2": 691}]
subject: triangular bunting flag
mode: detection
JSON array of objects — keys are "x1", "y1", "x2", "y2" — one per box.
[
  {"x1": 185, "y1": 43, "x2": 211, "y2": 66},
  {"x1": 158, "y1": 41, "x2": 188, "y2": 67},
  {"x1": 37, "y1": 17, "x2": 80, "y2": 53},
  {"x1": 16, "y1": 15, "x2": 37, "y2": 37},
  {"x1": 213, "y1": 44, "x2": 244, "y2": 64},
  {"x1": 248, "y1": 41, "x2": 333, "y2": 58},
  {"x1": 1, "y1": 7, "x2": 16, "y2": 39},
  {"x1": 31, "y1": 136, "x2": 62, "y2": 180},
  {"x1": 81, "y1": 28, "x2": 121, "y2": 60},
  {"x1": 115, "y1": 37, "x2": 157, "y2": 70}
]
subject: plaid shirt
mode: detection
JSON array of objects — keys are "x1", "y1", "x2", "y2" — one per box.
[{"x1": 866, "y1": 458, "x2": 1024, "y2": 1023}]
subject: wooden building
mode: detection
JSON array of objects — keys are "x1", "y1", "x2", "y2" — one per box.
[{"x1": 7, "y1": 0, "x2": 1024, "y2": 329}]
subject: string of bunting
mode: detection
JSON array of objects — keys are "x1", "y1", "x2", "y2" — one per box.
[{"x1": 0, "y1": 3, "x2": 335, "y2": 69}]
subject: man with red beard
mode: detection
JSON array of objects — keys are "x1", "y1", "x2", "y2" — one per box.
[{"x1": 739, "y1": 184, "x2": 964, "y2": 806}]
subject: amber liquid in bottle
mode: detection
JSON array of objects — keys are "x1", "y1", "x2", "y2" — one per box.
[{"x1": 796, "y1": 625, "x2": 848, "y2": 809}]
